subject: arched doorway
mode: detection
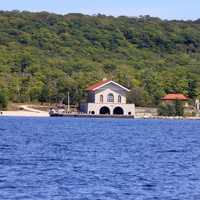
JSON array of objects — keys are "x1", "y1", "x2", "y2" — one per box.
[
  {"x1": 113, "y1": 107, "x2": 124, "y2": 115},
  {"x1": 99, "y1": 106, "x2": 110, "y2": 115}
]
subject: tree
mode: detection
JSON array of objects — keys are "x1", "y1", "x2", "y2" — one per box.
[
  {"x1": 158, "y1": 103, "x2": 176, "y2": 116},
  {"x1": 127, "y1": 87, "x2": 150, "y2": 106},
  {"x1": 188, "y1": 79, "x2": 198, "y2": 100},
  {"x1": 158, "y1": 101, "x2": 184, "y2": 116},
  {"x1": 0, "y1": 12, "x2": 200, "y2": 106},
  {"x1": 0, "y1": 91, "x2": 8, "y2": 110},
  {"x1": 39, "y1": 85, "x2": 49, "y2": 104},
  {"x1": 174, "y1": 100, "x2": 184, "y2": 116}
]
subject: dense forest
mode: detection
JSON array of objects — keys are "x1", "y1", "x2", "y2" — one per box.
[{"x1": 0, "y1": 11, "x2": 200, "y2": 107}]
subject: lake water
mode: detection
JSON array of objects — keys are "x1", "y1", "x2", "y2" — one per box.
[{"x1": 0, "y1": 117, "x2": 200, "y2": 200}]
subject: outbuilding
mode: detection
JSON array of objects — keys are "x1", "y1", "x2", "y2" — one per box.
[{"x1": 161, "y1": 93, "x2": 189, "y2": 106}]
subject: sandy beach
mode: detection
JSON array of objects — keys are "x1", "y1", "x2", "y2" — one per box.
[
  {"x1": 1, "y1": 111, "x2": 49, "y2": 117},
  {"x1": 1, "y1": 105, "x2": 49, "y2": 117}
]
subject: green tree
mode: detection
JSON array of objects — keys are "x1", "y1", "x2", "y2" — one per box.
[
  {"x1": 39, "y1": 85, "x2": 49, "y2": 104},
  {"x1": 0, "y1": 12, "x2": 200, "y2": 106},
  {"x1": 0, "y1": 91, "x2": 8, "y2": 110},
  {"x1": 158, "y1": 101, "x2": 184, "y2": 116},
  {"x1": 158, "y1": 103, "x2": 176, "y2": 116},
  {"x1": 188, "y1": 79, "x2": 198, "y2": 100},
  {"x1": 127, "y1": 87, "x2": 150, "y2": 106},
  {"x1": 174, "y1": 100, "x2": 184, "y2": 116}
]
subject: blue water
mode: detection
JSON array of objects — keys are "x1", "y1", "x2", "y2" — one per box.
[{"x1": 0, "y1": 117, "x2": 200, "y2": 200}]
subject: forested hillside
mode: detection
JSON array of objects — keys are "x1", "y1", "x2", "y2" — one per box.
[{"x1": 0, "y1": 11, "x2": 200, "y2": 106}]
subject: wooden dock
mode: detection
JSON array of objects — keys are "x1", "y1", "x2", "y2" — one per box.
[{"x1": 49, "y1": 113, "x2": 135, "y2": 119}]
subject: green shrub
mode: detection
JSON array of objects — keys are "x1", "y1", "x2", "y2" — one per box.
[
  {"x1": 158, "y1": 101, "x2": 184, "y2": 116},
  {"x1": 174, "y1": 100, "x2": 184, "y2": 116},
  {"x1": 158, "y1": 103, "x2": 175, "y2": 116}
]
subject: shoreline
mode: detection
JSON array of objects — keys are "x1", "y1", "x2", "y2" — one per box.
[
  {"x1": 0, "y1": 104, "x2": 50, "y2": 117},
  {"x1": 0, "y1": 111, "x2": 200, "y2": 121},
  {"x1": 0, "y1": 111, "x2": 49, "y2": 117},
  {"x1": 141, "y1": 116, "x2": 200, "y2": 120},
  {"x1": 0, "y1": 109, "x2": 199, "y2": 120}
]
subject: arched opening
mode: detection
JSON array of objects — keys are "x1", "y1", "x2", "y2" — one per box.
[
  {"x1": 100, "y1": 95, "x2": 103, "y2": 103},
  {"x1": 107, "y1": 93, "x2": 114, "y2": 103},
  {"x1": 113, "y1": 107, "x2": 124, "y2": 115},
  {"x1": 91, "y1": 111, "x2": 95, "y2": 115},
  {"x1": 99, "y1": 106, "x2": 110, "y2": 115},
  {"x1": 118, "y1": 95, "x2": 122, "y2": 103}
]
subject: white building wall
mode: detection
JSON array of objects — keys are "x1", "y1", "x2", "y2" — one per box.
[
  {"x1": 84, "y1": 103, "x2": 135, "y2": 116},
  {"x1": 80, "y1": 81, "x2": 135, "y2": 116},
  {"x1": 94, "y1": 83, "x2": 127, "y2": 104},
  {"x1": 95, "y1": 88, "x2": 126, "y2": 104}
]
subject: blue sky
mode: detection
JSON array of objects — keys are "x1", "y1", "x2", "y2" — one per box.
[{"x1": 0, "y1": 0, "x2": 199, "y2": 20}]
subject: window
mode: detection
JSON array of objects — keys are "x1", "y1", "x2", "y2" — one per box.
[
  {"x1": 100, "y1": 95, "x2": 103, "y2": 103},
  {"x1": 107, "y1": 93, "x2": 114, "y2": 102},
  {"x1": 118, "y1": 95, "x2": 122, "y2": 103}
]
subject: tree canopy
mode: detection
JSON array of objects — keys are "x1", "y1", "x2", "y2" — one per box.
[{"x1": 0, "y1": 11, "x2": 200, "y2": 106}]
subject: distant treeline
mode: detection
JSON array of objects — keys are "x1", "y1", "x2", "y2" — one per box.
[{"x1": 0, "y1": 11, "x2": 200, "y2": 107}]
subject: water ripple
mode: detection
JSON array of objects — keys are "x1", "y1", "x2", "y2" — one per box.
[{"x1": 0, "y1": 117, "x2": 200, "y2": 199}]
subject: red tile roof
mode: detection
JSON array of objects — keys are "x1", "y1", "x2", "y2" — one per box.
[
  {"x1": 87, "y1": 79, "x2": 111, "y2": 91},
  {"x1": 86, "y1": 79, "x2": 130, "y2": 92},
  {"x1": 162, "y1": 93, "x2": 188, "y2": 101}
]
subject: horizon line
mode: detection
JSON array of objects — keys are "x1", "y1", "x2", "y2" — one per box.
[{"x1": 0, "y1": 9, "x2": 199, "y2": 22}]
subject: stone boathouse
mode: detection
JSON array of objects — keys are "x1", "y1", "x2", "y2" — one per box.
[{"x1": 80, "y1": 79, "x2": 135, "y2": 116}]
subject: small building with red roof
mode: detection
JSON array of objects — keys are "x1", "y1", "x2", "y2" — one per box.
[
  {"x1": 162, "y1": 93, "x2": 188, "y2": 101},
  {"x1": 161, "y1": 93, "x2": 189, "y2": 107},
  {"x1": 80, "y1": 78, "x2": 135, "y2": 116}
]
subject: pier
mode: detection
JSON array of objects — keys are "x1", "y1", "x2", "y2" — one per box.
[{"x1": 49, "y1": 112, "x2": 135, "y2": 119}]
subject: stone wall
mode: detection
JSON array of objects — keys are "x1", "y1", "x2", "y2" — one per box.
[{"x1": 135, "y1": 107, "x2": 158, "y2": 118}]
